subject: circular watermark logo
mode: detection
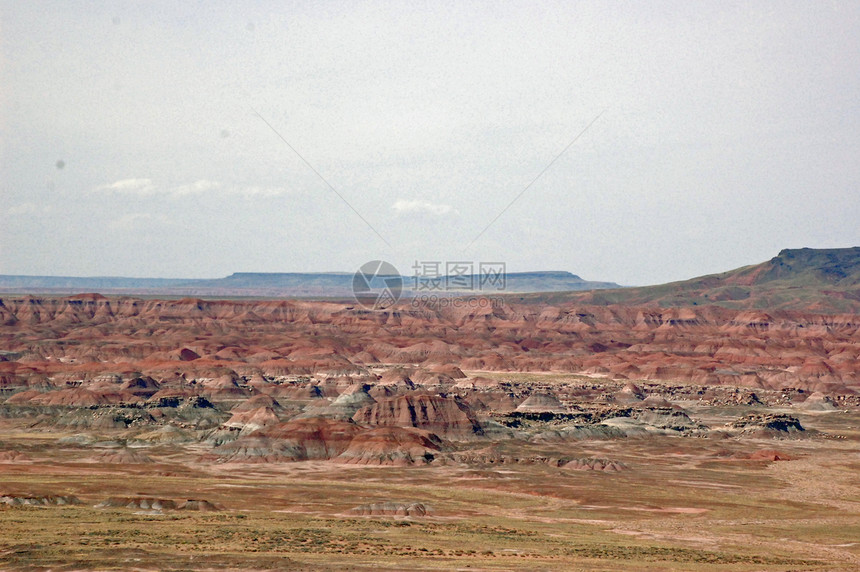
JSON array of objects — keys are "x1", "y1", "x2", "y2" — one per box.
[{"x1": 352, "y1": 260, "x2": 403, "y2": 310}]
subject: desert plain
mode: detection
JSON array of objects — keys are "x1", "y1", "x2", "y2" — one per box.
[{"x1": 1, "y1": 294, "x2": 859, "y2": 570}]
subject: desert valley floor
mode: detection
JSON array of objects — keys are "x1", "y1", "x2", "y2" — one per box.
[{"x1": 1, "y1": 295, "x2": 859, "y2": 570}]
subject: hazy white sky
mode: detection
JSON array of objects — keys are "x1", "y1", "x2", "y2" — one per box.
[{"x1": 2, "y1": 1, "x2": 859, "y2": 285}]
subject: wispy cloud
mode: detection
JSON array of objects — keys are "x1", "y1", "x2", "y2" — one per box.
[
  {"x1": 172, "y1": 179, "x2": 222, "y2": 196},
  {"x1": 392, "y1": 199, "x2": 457, "y2": 216},
  {"x1": 234, "y1": 186, "x2": 291, "y2": 198},
  {"x1": 96, "y1": 178, "x2": 157, "y2": 194},
  {"x1": 94, "y1": 179, "x2": 291, "y2": 199}
]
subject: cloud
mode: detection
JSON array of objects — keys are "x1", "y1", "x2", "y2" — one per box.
[
  {"x1": 392, "y1": 199, "x2": 457, "y2": 216},
  {"x1": 231, "y1": 186, "x2": 292, "y2": 198},
  {"x1": 96, "y1": 178, "x2": 157, "y2": 194},
  {"x1": 172, "y1": 179, "x2": 221, "y2": 196},
  {"x1": 94, "y1": 179, "x2": 291, "y2": 199}
]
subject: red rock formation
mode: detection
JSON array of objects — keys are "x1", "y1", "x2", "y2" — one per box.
[
  {"x1": 336, "y1": 427, "x2": 442, "y2": 465},
  {"x1": 1, "y1": 296, "x2": 858, "y2": 396},
  {"x1": 223, "y1": 406, "x2": 280, "y2": 433},
  {"x1": 215, "y1": 417, "x2": 362, "y2": 462},
  {"x1": 353, "y1": 394, "x2": 482, "y2": 439}
]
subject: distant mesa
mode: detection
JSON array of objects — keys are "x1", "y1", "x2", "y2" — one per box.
[
  {"x1": 2, "y1": 247, "x2": 858, "y2": 312},
  {"x1": 0, "y1": 269, "x2": 619, "y2": 297}
]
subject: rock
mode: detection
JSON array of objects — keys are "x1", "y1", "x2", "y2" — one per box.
[
  {"x1": 336, "y1": 426, "x2": 442, "y2": 466},
  {"x1": 231, "y1": 393, "x2": 283, "y2": 412},
  {"x1": 91, "y1": 448, "x2": 154, "y2": 464},
  {"x1": 563, "y1": 458, "x2": 629, "y2": 472},
  {"x1": 1, "y1": 494, "x2": 82, "y2": 506},
  {"x1": 214, "y1": 417, "x2": 362, "y2": 462},
  {"x1": 530, "y1": 424, "x2": 632, "y2": 442},
  {"x1": 223, "y1": 406, "x2": 280, "y2": 434},
  {"x1": 797, "y1": 391, "x2": 838, "y2": 411},
  {"x1": 178, "y1": 499, "x2": 221, "y2": 511},
  {"x1": 97, "y1": 497, "x2": 178, "y2": 510},
  {"x1": 350, "y1": 502, "x2": 428, "y2": 517},
  {"x1": 635, "y1": 408, "x2": 701, "y2": 431},
  {"x1": 731, "y1": 414, "x2": 805, "y2": 434},
  {"x1": 516, "y1": 393, "x2": 566, "y2": 413},
  {"x1": 297, "y1": 383, "x2": 376, "y2": 420},
  {"x1": 353, "y1": 393, "x2": 482, "y2": 439},
  {"x1": 614, "y1": 382, "x2": 645, "y2": 404},
  {"x1": 120, "y1": 376, "x2": 161, "y2": 397}
]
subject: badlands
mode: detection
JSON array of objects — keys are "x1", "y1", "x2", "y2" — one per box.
[{"x1": 0, "y1": 293, "x2": 859, "y2": 570}]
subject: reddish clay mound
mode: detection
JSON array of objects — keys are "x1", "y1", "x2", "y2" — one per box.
[
  {"x1": 215, "y1": 417, "x2": 362, "y2": 462},
  {"x1": 120, "y1": 376, "x2": 161, "y2": 397},
  {"x1": 200, "y1": 374, "x2": 250, "y2": 401},
  {"x1": 4, "y1": 389, "x2": 43, "y2": 405},
  {"x1": 1, "y1": 295, "x2": 859, "y2": 395},
  {"x1": 430, "y1": 364, "x2": 466, "y2": 379},
  {"x1": 516, "y1": 392, "x2": 566, "y2": 413},
  {"x1": 614, "y1": 382, "x2": 645, "y2": 404},
  {"x1": 91, "y1": 448, "x2": 155, "y2": 464},
  {"x1": 336, "y1": 427, "x2": 442, "y2": 466},
  {"x1": 376, "y1": 368, "x2": 415, "y2": 389},
  {"x1": 27, "y1": 388, "x2": 139, "y2": 407},
  {"x1": 353, "y1": 393, "x2": 482, "y2": 439},
  {"x1": 223, "y1": 406, "x2": 280, "y2": 433},
  {"x1": 231, "y1": 393, "x2": 282, "y2": 412},
  {"x1": 409, "y1": 369, "x2": 456, "y2": 387}
]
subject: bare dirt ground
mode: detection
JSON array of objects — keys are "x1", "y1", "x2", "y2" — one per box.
[{"x1": 1, "y1": 376, "x2": 859, "y2": 571}]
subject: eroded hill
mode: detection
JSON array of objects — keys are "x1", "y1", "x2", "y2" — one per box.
[
  {"x1": 1, "y1": 295, "x2": 859, "y2": 396},
  {"x1": 531, "y1": 247, "x2": 860, "y2": 313}
]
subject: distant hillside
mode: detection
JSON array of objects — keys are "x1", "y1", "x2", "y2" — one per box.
[
  {"x1": 0, "y1": 270, "x2": 618, "y2": 297},
  {"x1": 526, "y1": 247, "x2": 860, "y2": 313}
]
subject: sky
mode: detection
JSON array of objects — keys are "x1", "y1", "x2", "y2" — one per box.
[{"x1": 1, "y1": 1, "x2": 859, "y2": 286}]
